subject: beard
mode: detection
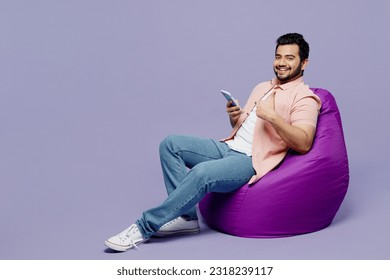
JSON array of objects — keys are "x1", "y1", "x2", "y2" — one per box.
[{"x1": 274, "y1": 64, "x2": 303, "y2": 83}]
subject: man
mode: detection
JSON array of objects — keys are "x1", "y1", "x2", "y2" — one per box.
[{"x1": 105, "y1": 33, "x2": 321, "y2": 251}]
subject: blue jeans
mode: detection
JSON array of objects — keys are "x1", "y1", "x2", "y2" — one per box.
[{"x1": 136, "y1": 135, "x2": 255, "y2": 238}]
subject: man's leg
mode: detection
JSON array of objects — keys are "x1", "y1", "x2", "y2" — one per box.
[
  {"x1": 159, "y1": 135, "x2": 230, "y2": 220},
  {"x1": 105, "y1": 136, "x2": 254, "y2": 251},
  {"x1": 137, "y1": 149, "x2": 254, "y2": 238}
]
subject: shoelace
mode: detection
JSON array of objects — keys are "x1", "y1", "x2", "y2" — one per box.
[{"x1": 118, "y1": 224, "x2": 141, "y2": 249}]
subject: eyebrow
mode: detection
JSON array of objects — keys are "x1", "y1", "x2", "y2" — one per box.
[{"x1": 275, "y1": 54, "x2": 296, "y2": 58}]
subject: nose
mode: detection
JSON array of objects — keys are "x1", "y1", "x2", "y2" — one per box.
[{"x1": 278, "y1": 58, "x2": 287, "y2": 66}]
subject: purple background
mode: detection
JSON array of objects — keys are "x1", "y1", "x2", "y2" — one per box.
[{"x1": 0, "y1": 0, "x2": 389, "y2": 260}]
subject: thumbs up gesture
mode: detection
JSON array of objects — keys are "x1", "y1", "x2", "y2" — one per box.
[{"x1": 256, "y1": 90, "x2": 277, "y2": 122}]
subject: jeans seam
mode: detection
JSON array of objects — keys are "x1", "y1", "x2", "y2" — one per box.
[{"x1": 176, "y1": 149, "x2": 222, "y2": 161}]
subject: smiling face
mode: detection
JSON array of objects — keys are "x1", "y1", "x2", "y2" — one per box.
[{"x1": 273, "y1": 44, "x2": 308, "y2": 84}]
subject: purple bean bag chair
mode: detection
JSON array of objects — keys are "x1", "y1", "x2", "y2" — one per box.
[{"x1": 199, "y1": 88, "x2": 349, "y2": 238}]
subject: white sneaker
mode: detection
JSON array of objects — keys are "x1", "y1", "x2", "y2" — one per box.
[
  {"x1": 105, "y1": 224, "x2": 149, "y2": 251},
  {"x1": 155, "y1": 217, "x2": 200, "y2": 237}
]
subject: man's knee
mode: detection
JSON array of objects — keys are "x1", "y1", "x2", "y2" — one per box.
[{"x1": 159, "y1": 135, "x2": 182, "y2": 155}]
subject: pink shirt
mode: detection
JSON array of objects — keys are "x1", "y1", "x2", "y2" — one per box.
[{"x1": 222, "y1": 77, "x2": 321, "y2": 184}]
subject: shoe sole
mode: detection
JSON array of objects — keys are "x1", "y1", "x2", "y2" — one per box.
[
  {"x1": 154, "y1": 227, "x2": 200, "y2": 237},
  {"x1": 105, "y1": 240, "x2": 130, "y2": 252},
  {"x1": 104, "y1": 239, "x2": 149, "y2": 252}
]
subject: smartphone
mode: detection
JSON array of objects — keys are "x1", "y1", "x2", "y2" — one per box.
[{"x1": 221, "y1": 90, "x2": 238, "y2": 107}]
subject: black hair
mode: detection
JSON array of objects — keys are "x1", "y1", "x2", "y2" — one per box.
[{"x1": 276, "y1": 33, "x2": 310, "y2": 61}]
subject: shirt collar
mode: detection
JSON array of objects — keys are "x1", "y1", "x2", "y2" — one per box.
[{"x1": 270, "y1": 76, "x2": 304, "y2": 90}]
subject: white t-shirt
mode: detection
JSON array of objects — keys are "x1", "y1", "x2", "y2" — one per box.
[{"x1": 225, "y1": 107, "x2": 257, "y2": 156}]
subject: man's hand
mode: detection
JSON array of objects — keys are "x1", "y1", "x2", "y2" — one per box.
[
  {"x1": 226, "y1": 100, "x2": 243, "y2": 127},
  {"x1": 256, "y1": 90, "x2": 278, "y2": 122}
]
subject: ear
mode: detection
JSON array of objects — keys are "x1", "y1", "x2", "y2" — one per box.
[{"x1": 301, "y1": 59, "x2": 309, "y2": 71}]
